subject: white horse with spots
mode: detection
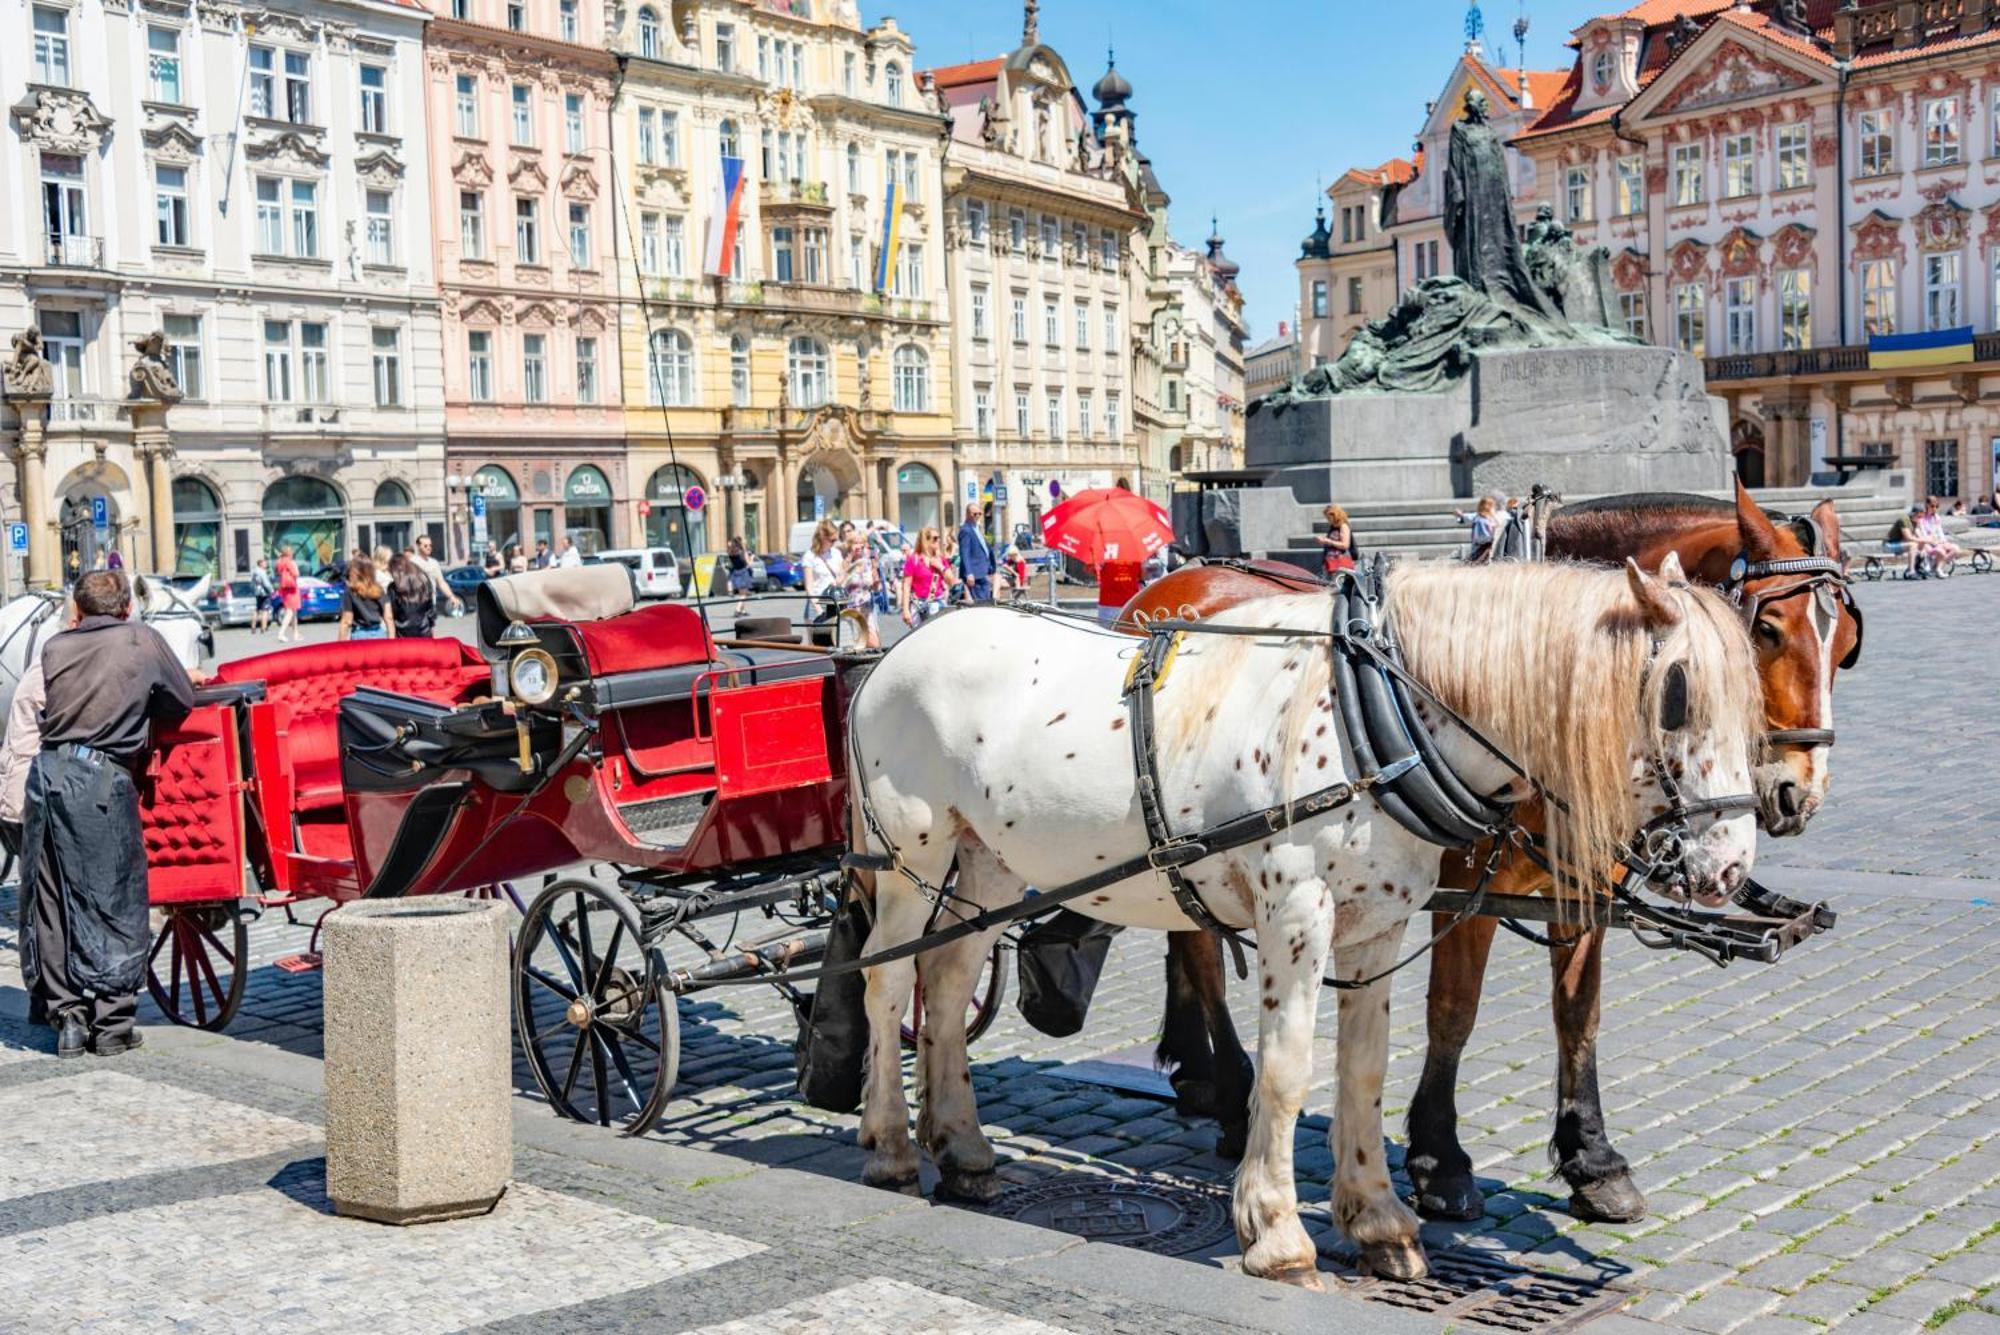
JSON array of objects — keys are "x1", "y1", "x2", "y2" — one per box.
[{"x1": 844, "y1": 556, "x2": 1762, "y2": 1285}]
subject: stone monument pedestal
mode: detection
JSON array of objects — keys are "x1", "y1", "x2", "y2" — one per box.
[{"x1": 1246, "y1": 344, "x2": 1729, "y2": 505}]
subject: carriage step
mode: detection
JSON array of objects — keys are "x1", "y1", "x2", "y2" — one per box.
[
  {"x1": 273, "y1": 952, "x2": 323, "y2": 974},
  {"x1": 616, "y1": 792, "x2": 710, "y2": 847},
  {"x1": 840, "y1": 852, "x2": 896, "y2": 872}
]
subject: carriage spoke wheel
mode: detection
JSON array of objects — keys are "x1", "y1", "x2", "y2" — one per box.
[
  {"x1": 902, "y1": 941, "x2": 1008, "y2": 1049},
  {"x1": 514, "y1": 878, "x2": 678, "y2": 1136},
  {"x1": 145, "y1": 905, "x2": 249, "y2": 1031}
]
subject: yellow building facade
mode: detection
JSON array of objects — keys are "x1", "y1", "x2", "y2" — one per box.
[{"x1": 608, "y1": 0, "x2": 955, "y2": 558}]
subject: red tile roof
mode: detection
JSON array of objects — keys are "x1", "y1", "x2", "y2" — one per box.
[
  {"x1": 1336, "y1": 156, "x2": 1417, "y2": 190},
  {"x1": 925, "y1": 58, "x2": 1004, "y2": 89},
  {"x1": 1468, "y1": 59, "x2": 1570, "y2": 111}
]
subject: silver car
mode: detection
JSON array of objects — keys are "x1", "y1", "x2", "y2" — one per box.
[{"x1": 201, "y1": 578, "x2": 265, "y2": 627}]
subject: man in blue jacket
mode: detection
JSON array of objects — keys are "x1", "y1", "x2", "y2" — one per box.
[{"x1": 958, "y1": 503, "x2": 994, "y2": 602}]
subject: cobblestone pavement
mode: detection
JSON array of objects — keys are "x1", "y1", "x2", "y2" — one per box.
[{"x1": 0, "y1": 572, "x2": 1996, "y2": 1332}]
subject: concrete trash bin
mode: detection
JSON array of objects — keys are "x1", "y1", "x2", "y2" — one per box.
[{"x1": 323, "y1": 898, "x2": 513, "y2": 1224}]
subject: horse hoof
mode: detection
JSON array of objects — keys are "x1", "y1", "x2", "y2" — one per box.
[
  {"x1": 1172, "y1": 1078, "x2": 1219, "y2": 1119},
  {"x1": 1261, "y1": 1263, "x2": 1326, "y2": 1292},
  {"x1": 1362, "y1": 1239, "x2": 1428, "y2": 1281},
  {"x1": 1215, "y1": 1122, "x2": 1248, "y2": 1162},
  {"x1": 1412, "y1": 1175, "x2": 1484, "y2": 1222},
  {"x1": 862, "y1": 1168, "x2": 920, "y2": 1196},
  {"x1": 934, "y1": 1167, "x2": 1004, "y2": 1205},
  {"x1": 1569, "y1": 1173, "x2": 1647, "y2": 1224}
]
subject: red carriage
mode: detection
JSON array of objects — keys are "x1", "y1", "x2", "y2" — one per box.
[{"x1": 137, "y1": 566, "x2": 1000, "y2": 1131}]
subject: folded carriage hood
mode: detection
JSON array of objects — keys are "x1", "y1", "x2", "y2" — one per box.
[{"x1": 474, "y1": 565, "x2": 635, "y2": 660}]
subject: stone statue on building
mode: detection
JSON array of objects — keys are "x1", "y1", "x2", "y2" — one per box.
[
  {"x1": 977, "y1": 95, "x2": 1003, "y2": 147},
  {"x1": 127, "y1": 330, "x2": 184, "y2": 403},
  {"x1": 3, "y1": 328, "x2": 54, "y2": 398}
]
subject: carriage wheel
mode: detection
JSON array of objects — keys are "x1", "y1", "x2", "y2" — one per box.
[
  {"x1": 901, "y1": 941, "x2": 1008, "y2": 1049},
  {"x1": 1974, "y1": 550, "x2": 1994, "y2": 575},
  {"x1": 145, "y1": 905, "x2": 249, "y2": 1031},
  {"x1": 1863, "y1": 555, "x2": 1884, "y2": 581},
  {"x1": 514, "y1": 878, "x2": 679, "y2": 1136}
]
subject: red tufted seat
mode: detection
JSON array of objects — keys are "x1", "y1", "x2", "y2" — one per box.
[{"x1": 216, "y1": 640, "x2": 489, "y2": 813}]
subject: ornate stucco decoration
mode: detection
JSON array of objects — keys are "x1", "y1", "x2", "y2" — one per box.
[
  {"x1": 356, "y1": 150, "x2": 404, "y2": 190},
  {"x1": 1848, "y1": 211, "x2": 1903, "y2": 268},
  {"x1": 1772, "y1": 224, "x2": 1817, "y2": 270},
  {"x1": 245, "y1": 129, "x2": 329, "y2": 171},
  {"x1": 1667, "y1": 237, "x2": 1709, "y2": 281},
  {"x1": 1656, "y1": 40, "x2": 1814, "y2": 115},
  {"x1": 241, "y1": 9, "x2": 320, "y2": 45},
  {"x1": 1718, "y1": 227, "x2": 1762, "y2": 278},
  {"x1": 560, "y1": 161, "x2": 599, "y2": 199},
  {"x1": 196, "y1": 1, "x2": 240, "y2": 33},
  {"x1": 517, "y1": 302, "x2": 557, "y2": 328},
  {"x1": 143, "y1": 119, "x2": 203, "y2": 165},
  {"x1": 1916, "y1": 198, "x2": 1969, "y2": 253},
  {"x1": 4, "y1": 329, "x2": 56, "y2": 399},
  {"x1": 1980, "y1": 203, "x2": 2000, "y2": 256},
  {"x1": 1611, "y1": 248, "x2": 1647, "y2": 292},
  {"x1": 11, "y1": 87, "x2": 114, "y2": 154},
  {"x1": 453, "y1": 149, "x2": 494, "y2": 187},
  {"x1": 127, "y1": 330, "x2": 185, "y2": 403},
  {"x1": 508, "y1": 155, "x2": 548, "y2": 192}
]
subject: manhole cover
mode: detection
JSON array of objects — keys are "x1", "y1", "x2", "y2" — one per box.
[
  {"x1": 986, "y1": 1175, "x2": 1233, "y2": 1257},
  {"x1": 1326, "y1": 1249, "x2": 1631, "y2": 1332}
]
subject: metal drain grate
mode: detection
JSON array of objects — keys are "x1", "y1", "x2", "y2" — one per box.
[
  {"x1": 986, "y1": 1175, "x2": 1234, "y2": 1258},
  {"x1": 1325, "y1": 1249, "x2": 1631, "y2": 1332}
]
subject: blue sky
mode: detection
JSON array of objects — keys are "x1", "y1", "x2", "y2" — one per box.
[{"x1": 878, "y1": 0, "x2": 1616, "y2": 341}]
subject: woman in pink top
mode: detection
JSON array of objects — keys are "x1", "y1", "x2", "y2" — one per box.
[{"x1": 899, "y1": 527, "x2": 950, "y2": 627}]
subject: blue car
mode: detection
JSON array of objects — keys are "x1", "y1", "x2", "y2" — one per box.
[
  {"x1": 758, "y1": 553, "x2": 805, "y2": 591},
  {"x1": 296, "y1": 575, "x2": 344, "y2": 621}
]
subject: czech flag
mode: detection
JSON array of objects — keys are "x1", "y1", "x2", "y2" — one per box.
[
  {"x1": 1868, "y1": 325, "x2": 1974, "y2": 370},
  {"x1": 874, "y1": 178, "x2": 902, "y2": 293},
  {"x1": 704, "y1": 155, "x2": 745, "y2": 277}
]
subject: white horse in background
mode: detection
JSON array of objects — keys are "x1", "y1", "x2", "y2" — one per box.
[
  {"x1": 844, "y1": 556, "x2": 1763, "y2": 1286},
  {"x1": 0, "y1": 573, "x2": 211, "y2": 721}
]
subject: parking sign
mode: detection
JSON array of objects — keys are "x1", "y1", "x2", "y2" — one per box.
[
  {"x1": 7, "y1": 523, "x2": 25, "y2": 555},
  {"x1": 91, "y1": 496, "x2": 108, "y2": 530}
]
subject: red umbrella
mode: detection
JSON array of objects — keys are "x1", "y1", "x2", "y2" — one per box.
[{"x1": 1038, "y1": 488, "x2": 1174, "y2": 566}]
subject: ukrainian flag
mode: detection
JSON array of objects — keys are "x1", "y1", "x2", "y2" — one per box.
[
  {"x1": 874, "y1": 179, "x2": 901, "y2": 294},
  {"x1": 1868, "y1": 325, "x2": 1975, "y2": 370}
]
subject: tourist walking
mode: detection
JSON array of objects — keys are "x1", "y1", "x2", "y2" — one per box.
[
  {"x1": 274, "y1": 545, "x2": 302, "y2": 642},
  {"x1": 1456, "y1": 496, "x2": 1500, "y2": 562},
  {"x1": 337, "y1": 556, "x2": 393, "y2": 641},
  {"x1": 410, "y1": 533, "x2": 462, "y2": 618},
  {"x1": 725, "y1": 536, "x2": 753, "y2": 614},
  {"x1": 248, "y1": 559, "x2": 274, "y2": 634},
  {"x1": 23, "y1": 571, "x2": 196, "y2": 1057},
  {"x1": 957, "y1": 504, "x2": 995, "y2": 602},
  {"x1": 386, "y1": 552, "x2": 436, "y2": 639},
  {"x1": 1317, "y1": 504, "x2": 1357, "y2": 574},
  {"x1": 899, "y1": 527, "x2": 949, "y2": 626}
]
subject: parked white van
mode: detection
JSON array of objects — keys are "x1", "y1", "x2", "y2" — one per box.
[{"x1": 586, "y1": 547, "x2": 684, "y2": 599}]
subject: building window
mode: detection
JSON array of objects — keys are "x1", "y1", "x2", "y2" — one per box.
[
  {"x1": 1861, "y1": 258, "x2": 1897, "y2": 335},
  {"x1": 1776, "y1": 123, "x2": 1809, "y2": 190},
  {"x1": 1413, "y1": 239, "x2": 1440, "y2": 279},
  {"x1": 467, "y1": 330, "x2": 493, "y2": 400},
  {"x1": 359, "y1": 64, "x2": 388, "y2": 134},
  {"x1": 661, "y1": 110, "x2": 681, "y2": 167},
  {"x1": 1040, "y1": 215, "x2": 1059, "y2": 256},
  {"x1": 729, "y1": 334, "x2": 749, "y2": 406},
  {"x1": 1043, "y1": 296, "x2": 1060, "y2": 347},
  {"x1": 1672, "y1": 143, "x2": 1704, "y2": 206},
  {"x1": 522, "y1": 333, "x2": 547, "y2": 403},
  {"x1": 664, "y1": 215, "x2": 686, "y2": 277},
  {"x1": 1565, "y1": 166, "x2": 1592, "y2": 222},
  {"x1": 1101, "y1": 231, "x2": 1119, "y2": 267},
  {"x1": 1616, "y1": 155, "x2": 1645, "y2": 215},
  {"x1": 565, "y1": 94, "x2": 585, "y2": 153},
  {"x1": 511, "y1": 84, "x2": 533, "y2": 144},
  {"x1": 1346, "y1": 276, "x2": 1363, "y2": 315},
  {"x1": 770, "y1": 224, "x2": 793, "y2": 281},
  {"x1": 371, "y1": 327, "x2": 401, "y2": 406},
  {"x1": 515, "y1": 198, "x2": 539, "y2": 264},
  {"x1": 165, "y1": 314, "x2": 203, "y2": 399},
  {"x1": 1926, "y1": 252, "x2": 1963, "y2": 330},
  {"x1": 290, "y1": 180, "x2": 318, "y2": 258},
  {"x1": 1165, "y1": 380, "x2": 1179, "y2": 411},
  {"x1": 1010, "y1": 292, "x2": 1028, "y2": 343},
  {"x1": 637, "y1": 6, "x2": 660, "y2": 59},
  {"x1": 893, "y1": 240, "x2": 920, "y2": 296},
  {"x1": 559, "y1": 0, "x2": 578, "y2": 39},
  {"x1": 299, "y1": 323, "x2": 328, "y2": 401},
  {"x1": 637, "y1": 107, "x2": 657, "y2": 164},
  {"x1": 1075, "y1": 301, "x2": 1090, "y2": 349},
  {"x1": 1675, "y1": 282, "x2": 1705, "y2": 356},
  {"x1": 506, "y1": 0, "x2": 523, "y2": 30},
  {"x1": 567, "y1": 202, "x2": 590, "y2": 267},
  {"x1": 1926, "y1": 439, "x2": 1960, "y2": 499},
  {"x1": 1013, "y1": 390, "x2": 1029, "y2": 437},
  {"x1": 1858, "y1": 110, "x2": 1893, "y2": 175},
  {"x1": 286, "y1": 49, "x2": 311, "y2": 123},
  {"x1": 38, "y1": 310, "x2": 84, "y2": 398},
  {"x1": 155, "y1": 165, "x2": 190, "y2": 247},
  {"x1": 1925, "y1": 97, "x2": 1961, "y2": 167},
  {"x1": 1339, "y1": 206, "x2": 1354, "y2": 245},
  {"x1": 455, "y1": 75, "x2": 479, "y2": 137},
  {"x1": 720, "y1": 118, "x2": 740, "y2": 159},
  {"x1": 892, "y1": 344, "x2": 929, "y2": 412},
  {"x1": 1592, "y1": 50, "x2": 1615, "y2": 89},
  {"x1": 1991, "y1": 87, "x2": 2000, "y2": 158},
  {"x1": 263, "y1": 320, "x2": 293, "y2": 401},
  {"x1": 1311, "y1": 279, "x2": 1328, "y2": 319},
  {"x1": 1103, "y1": 305, "x2": 1118, "y2": 354},
  {"x1": 970, "y1": 285, "x2": 989, "y2": 339},
  {"x1": 843, "y1": 51, "x2": 856, "y2": 95},
  {"x1": 459, "y1": 190, "x2": 485, "y2": 258},
  {"x1": 1008, "y1": 209, "x2": 1026, "y2": 251},
  {"x1": 255, "y1": 177, "x2": 283, "y2": 253},
  {"x1": 1722, "y1": 134, "x2": 1754, "y2": 198},
  {"x1": 715, "y1": 22, "x2": 734, "y2": 71},
  {"x1": 966, "y1": 199, "x2": 987, "y2": 241},
  {"x1": 451, "y1": 0, "x2": 466, "y2": 17},
  {"x1": 1779, "y1": 268, "x2": 1811, "y2": 350},
  {"x1": 576, "y1": 336, "x2": 598, "y2": 404},
  {"x1": 149, "y1": 27, "x2": 183, "y2": 103},
  {"x1": 1105, "y1": 392, "x2": 1120, "y2": 438},
  {"x1": 640, "y1": 212, "x2": 663, "y2": 274},
  {"x1": 756, "y1": 33, "x2": 769, "y2": 80},
  {"x1": 787, "y1": 335, "x2": 829, "y2": 407},
  {"x1": 365, "y1": 189, "x2": 393, "y2": 264},
  {"x1": 1045, "y1": 392, "x2": 1062, "y2": 438},
  {"x1": 1077, "y1": 391, "x2": 1092, "y2": 438},
  {"x1": 32, "y1": 6, "x2": 70, "y2": 86},
  {"x1": 1618, "y1": 291, "x2": 1646, "y2": 340},
  {"x1": 1724, "y1": 276, "x2": 1756, "y2": 353},
  {"x1": 973, "y1": 386, "x2": 991, "y2": 438},
  {"x1": 646, "y1": 329, "x2": 693, "y2": 405},
  {"x1": 249, "y1": 46, "x2": 274, "y2": 117},
  {"x1": 884, "y1": 62, "x2": 902, "y2": 107}
]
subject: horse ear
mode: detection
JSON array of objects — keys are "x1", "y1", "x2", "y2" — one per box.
[
  {"x1": 1658, "y1": 550, "x2": 1688, "y2": 585},
  {"x1": 1735, "y1": 477, "x2": 1782, "y2": 560},
  {"x1": 1626, "y1": 558, "x2": 1683, "y2": 630},
  {"x1": 1811, "y1": 498, "x2": 1843, "y2": 560}
]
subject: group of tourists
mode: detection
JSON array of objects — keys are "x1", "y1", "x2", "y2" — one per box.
[
  {"x1": 3, "y1": 570, "x2": 199, "y2": 1058},
  {"x1": 482, "y1": 537, "x2": 583, "y2": 576},
  {"x1": 244, "y1": 533, "x2": 463, "y2": 642}
]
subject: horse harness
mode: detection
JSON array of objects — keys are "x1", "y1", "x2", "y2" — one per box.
[{"x1": 1723, "y1": 509, "x2": 1861, "y2": 751}]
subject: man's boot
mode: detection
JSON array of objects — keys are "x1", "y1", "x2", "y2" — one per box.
[{"x1": 56, "y1": 1011, "x2": 88, "y2": 1059}]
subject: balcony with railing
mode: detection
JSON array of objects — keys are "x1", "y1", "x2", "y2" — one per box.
[
  {"x1": 42, "y1": 234, "x2": 105, "y2": 269},
  {"x1": 759, "y1": 179, "x2": 833, "y2": 211},
  {"x1": 1833, "y1": 0, "x2": 1994, "y2": 57},
  {"x1": 42, "y1": 396, "x2": 120, "y2": 427},
  {"x1": 1704, "y1": 343, "x2": 1874, "y2": 382},
  {"x1": 263, "y1": 402, "x2": 343, "y2": 432}
]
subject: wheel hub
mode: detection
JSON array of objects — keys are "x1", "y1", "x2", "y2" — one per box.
[{"x1": 565, "y1": 997, "x2": 592, "y2": 1028}]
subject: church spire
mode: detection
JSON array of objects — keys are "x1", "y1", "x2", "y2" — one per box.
[{"x1": 1463, "y1": 0, "x2": 1485, "y2": 56}]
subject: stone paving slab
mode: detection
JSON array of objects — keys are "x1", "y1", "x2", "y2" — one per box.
[{"x1": 680, "y1": 1277, "x2": 1074, "y2": 1334}]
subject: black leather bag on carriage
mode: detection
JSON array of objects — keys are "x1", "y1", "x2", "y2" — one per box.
[
  {"x1": 1015, "y1": 910, "x2": 1121, "y2": 1038},
  {"x1": 793, "y1": 890, "x2": 872, "y2": 1112}
]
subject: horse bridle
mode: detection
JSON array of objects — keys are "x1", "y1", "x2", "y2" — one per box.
[{"x1": 1722, "y1": 512, "x2": 1860, "y2": 752}]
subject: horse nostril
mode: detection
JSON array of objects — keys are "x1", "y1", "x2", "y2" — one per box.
[{"x1": 1775, "y1": 781, "x2": 1804, "y2": 817}]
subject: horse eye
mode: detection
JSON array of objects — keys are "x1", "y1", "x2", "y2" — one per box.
[{"x1": 1754, "y1": 619, "x2": 1783, "y2": 648}]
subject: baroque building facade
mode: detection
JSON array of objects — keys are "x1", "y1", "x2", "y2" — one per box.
[
  {"x1": 606, "y1": 0, "x2": 956, "y2": 560},
  {"x1": 2, "y1": 0, "x2": 446, "y2": 583},
  {"x1": 928, "y1": 14, "x2": 1147, "y2": 541},
  {"x1": 420, "y1": 0, "x2": 621, "y2": 561}
]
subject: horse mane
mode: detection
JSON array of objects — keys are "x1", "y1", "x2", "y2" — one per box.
[{"x1": 1384, "y1": 561, "x2": 1761, "y2": 912}]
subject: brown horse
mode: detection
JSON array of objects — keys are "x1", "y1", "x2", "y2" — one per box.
[{"x1": 1122, "y1": 483, "x2": 1862, "y2": 1207}]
